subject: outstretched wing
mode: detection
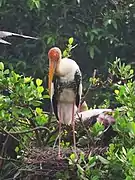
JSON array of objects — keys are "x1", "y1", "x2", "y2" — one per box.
[
  {"x1": 0, "y1": 31, "x2": 38, "y2": 40},
  {"x1": 0, "y1": 31, "x2": 38, "y2": 45},
  {"x1": 0, "y1": 38, "x2": 11, "y2": 45}
]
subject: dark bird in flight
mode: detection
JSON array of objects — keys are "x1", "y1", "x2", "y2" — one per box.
[{"x1": 0, "y1": 31, "x2": 38, "y2": 44}]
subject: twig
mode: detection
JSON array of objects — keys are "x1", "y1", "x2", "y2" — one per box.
[
  {"x1": 53, "y1": 130, "x2": 63, "y2": 149},
  {"x1": 81, "y1": 69, "x2": 97, "y2": 104},
  {"x1": 0, "y1": 134, "x2": 9, "y2": 168},
  {"x1": 72, "y1": 16, "x2": 89, "y2": 27},
  {"x1": 76, "y1": 112, "x2": 94, "y2": 146},
  {"x1": 0, "y1": 156, "x2": 21, "y2": 163},
  {"x1": 44, "y1": 127, "x2": 59, "y2": 145},
  {"x1": 1, "y1": 128, "x2": 20, "y2": 142},
  {"x1": 46, "y1": 105, "x2": 54, "y2": 125},
  {"x1": 71, "y1": 44, "x2": 78, "y2": 49},
  {"x1": 1, "y1": 128, "x2": 29, "y2": 151},
  {"x1": 98, "y1": 125, "x2": 111, "y2": 138},
  {"x1": 28, "y1": 107, "x2": 42, "y2": 146}
]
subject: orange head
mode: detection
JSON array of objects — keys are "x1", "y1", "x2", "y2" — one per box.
[{"x1": 48, "y1": 47, "x2": 61, "y2": 95}]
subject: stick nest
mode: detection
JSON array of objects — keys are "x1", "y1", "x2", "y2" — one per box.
[{"x1": 20, "y1": 146, "x2": 108, "y2": 180}]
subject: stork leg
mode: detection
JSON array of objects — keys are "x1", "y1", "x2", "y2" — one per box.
[
  {"x1": 58, "y1": 105, "x2": 62, "y2": 159},
  {"x1": 71, "y1": 102, "x2": 76, "y2": 152}
]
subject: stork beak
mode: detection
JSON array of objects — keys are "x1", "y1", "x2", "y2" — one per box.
[{"x1": 48, "y1": 61, "x2": 56, "y2": 96}]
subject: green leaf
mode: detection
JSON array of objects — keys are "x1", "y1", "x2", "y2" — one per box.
[
  {"x1": 78, "y1": 152, "x2": 85, "y2": 164},
  {"x1": 21, "y1": 108, "x2": 31, "y2": 117},
  {"x1": 68, "y1": 37, "x2": 74, "y2": 45},
  {"x1": 112, "y1": 20, "x2": 117, "y2": 30},
  {"x1": 91, "y1": 29, "x2": 98, "y2": 35},
  {"x1": 94, "y1": 46, "x2": 101, "y2": 54},
  {"x1": 122, "y1": 147, "x2": 127, "y2": 156},
  {"x1": 76, "y1": 164, "x2": 84, "y2": 173},
  {"x1": 36, "y1": 107, "x2": 43, "y2": 115},
  {"x1": 91, "y1": 176, "x2": 100, "y2": 180},
  {"x1": 104, "y1": 20, "x2": 108, "y2": 27},
  {"x1": 32, "y1": 100, "x2": 42, "y2": 106},
  {"x1": 47, "y1": 37, "x2": 53, "y2": 45},
  {"x1": 108, "y1": 19, "x2": 112, "y2": 24},
  {"x1": 90, "y1": 34, "x2": 94, "y2": 42},
  {"x1": 98, "y1": 155, "x2": 109, "y2": 164},
  {"x1": 0, "y1": 62, "x2": 4, "y2": 71},
  {"x1": 24, "y1": 77, "x2": 32, "y2": 83},
  {"x1": 89, "y1": 46, "x2": 94, "y2": 59},
  {"x1": 36, "y1": 78, "x2": 42, "y2": 86},
  {"x1": 114, "y1": 89, "x2": 119, "y2": 95},
  {"x1": 88, "y1": 155, "x2": 96, "y2": 165},
  {"x1": 0, "y1": 110, "x2": 5, "y2": 118},
  {"x1": 4, "y1": 69, "x2": 9, "y2": 74},
  {"x1": 37, "y1": 86, "x2": 44, "y2": 93},
  {"x1": 34, "y1": 0, "x2": 40, "y2": 9},
  {"x1": 15, "y1": 146, "x2": 19, "y2": 153},
  {"x1": 43, "y1": 94, "x2": 50, "y2": 99},
  {"x1": 36, "y1": 114, "x2": 48, "y2": 125},
  {"x1": 126, "y1": 176, "x2": 132, "y2": 180},
  {"x1": 128, "y1": 122, "x2": 135, "y2": 135},
  {"x1": 63, "y1": 50, "x2": 68, "y2": 57},
  {"x1": 130, "y1": 69, "x2": 134, "y2": 74},
  {"x1": 70, "y1": 153, "x2": 76, "y2": 161}
]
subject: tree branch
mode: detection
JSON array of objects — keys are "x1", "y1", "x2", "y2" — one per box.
[{"x1": 3, "y1": 127, "x2": 50, "y2": 135}]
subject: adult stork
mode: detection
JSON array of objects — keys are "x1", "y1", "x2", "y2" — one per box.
[{"x1": 48, "y1": 47, "x2": 82, "y2": 158}]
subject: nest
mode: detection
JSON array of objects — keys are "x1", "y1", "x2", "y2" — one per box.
[{"x1": 19, "y1": 146, "x2": 108, "y2": 180}]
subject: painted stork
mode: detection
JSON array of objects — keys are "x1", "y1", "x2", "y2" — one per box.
[
  {"x1": 48, "y1": 47, "x2": 82, "y2": 158},
  {"x1": 0, "y1": 30, "x2": 38, "y2": 44}
]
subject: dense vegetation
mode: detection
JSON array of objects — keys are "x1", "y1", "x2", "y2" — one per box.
[{"x1": 0, "y1": 0, "x2": 135, "y2": 179}]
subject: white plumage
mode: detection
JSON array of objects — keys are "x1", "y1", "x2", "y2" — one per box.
[
  {"x1": 76, "y1": 109, "x2": 113, "y2": 121},
  {"x1": 51, "y1": 57, "x2": 82, "y2": 125},
  {"x1": 57, "y1": 103, "x2": 77, "y2": 125}
]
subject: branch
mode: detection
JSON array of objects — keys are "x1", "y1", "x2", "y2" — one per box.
[
  {"x1": 4, "y1": 127, "x2": 50, "y2": 135},
  {"x1": 0, "y1": 156, "x2": 21, "y2": 163},
  {"x1": 44, "y1": 127, "x2": 59, "y2": 145},
  {"x1": 76, "y1": 113, "x2": 94, "y2": 146},
  {"x1": 0, "y1": 128, "x2": 29, "y2": 151},
  {"x1": 0, "y1": 134, "x2": 9, "y2": 168}
]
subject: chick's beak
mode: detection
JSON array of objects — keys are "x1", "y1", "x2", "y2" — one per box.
[{"x1": 48, "y1": 60, "x2": 56, "y2": 96}]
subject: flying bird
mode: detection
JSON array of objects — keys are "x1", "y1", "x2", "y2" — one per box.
[
  {"x1": 48, "y1": 47, "x2": 82, "y2": 159},
  {"x1": 0, "y1": 31, "x2": 38, "y2": 45}
]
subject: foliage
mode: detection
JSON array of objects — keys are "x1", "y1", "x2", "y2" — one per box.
[
  {"x1": 62, "y1": 37, "x2": 78, "y2": 58},
  {"x1": 0, "y1": 57, "x2": 135, "y2": 179},
  {"x1": 0, "y1": 0, "x2": 135, "y2": 110},
  {"x1": 0, "y1": 0, "x2": 135, "y2": 79},
  {"x1": 0, "y1": 61, "x2": 50, "y2": 151},
  {"x1": 1, "y1": 0, "x2": 135, "y2": 179},
  {"x1": 67, "y1": 59, "x2": 135, "y2": 180}
]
